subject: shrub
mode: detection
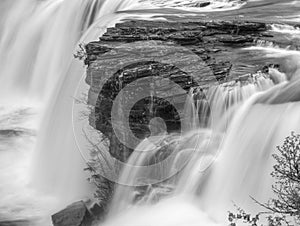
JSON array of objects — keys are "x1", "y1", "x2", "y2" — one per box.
[
  {"x1": 74, "y1": 43, "x2": 87, "y2": 61},
  {"x1": 263, "y1": 132, "x2": 300, "y2": 223},
  {"x1": 228, "y1": 132, "x2": 300, "y2": 226}
]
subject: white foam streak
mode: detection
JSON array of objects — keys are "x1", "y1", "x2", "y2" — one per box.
[
  {"x1": 136, "y1": 0, "x2": 246, "y2": 12},
  {"x1": 271, "y1": 24, "x2": 300, "y2": 35}
]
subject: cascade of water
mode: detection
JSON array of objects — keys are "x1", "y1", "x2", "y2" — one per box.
[
  {"x1": 106, "y1": 72, "x2": 282, "y2": 222},
  {"x1": 0, "y1": 0, "x2": 61, "y2": 99},
  {"x1": 0, "y1": 0, "x2": 108, "y2": 100},
  {"x1": 2, "y1": 0, "x2": 300, "y2": 224},
  {"x1": 29, "y1": 0, "x2": 161, "y2": 205},
  {"x1": 245, "y1": 40, "x2": 300, "y2": 60},
  {"x1": 271, "y1": 24, "x2": 300, "y2": 35},
  {"x1": 183, "y1": 89, "x2": 201, "y2": 130},
  {"x1": 30, "y1": 5, "x2": 134, "y2": 203},
  {"x1": 103, "y1": 24, "x2": 300, "y2": 225},
  {"x1": 0, "y1": 0, "x2": 149, "y2": 216}
]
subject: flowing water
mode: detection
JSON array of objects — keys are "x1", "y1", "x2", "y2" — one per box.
[{"x1": 0, "y1": 0, "x2": 300, "y2": 225}]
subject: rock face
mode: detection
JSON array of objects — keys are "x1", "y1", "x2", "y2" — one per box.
[
  {"x1": 51, "y1": 201, "x2": 93, "y2": 226},
  {"x1": 90, "y1": 58, "x2": 201, "y2": 161},
  {"x1": 84, "y1": 19, "x2": 274, "y2": 162},
  {"x1": 85, "y1": 20, "x2": 268, "y2": 82}
]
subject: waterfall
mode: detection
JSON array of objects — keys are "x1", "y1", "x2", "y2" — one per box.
[
  {"x1": 0, "y1": 0, "x2": 144, "y2": 220},
  {"x1": 0, "y1": 0, "x2": 107, "y2": 100},
  {"x1": 103, "y1": 69, "x2": 287, "y2": 223},
  {"x1": 271, "y1": 24, "x2": 300, "y2": 35},
  {"x1": 28, "y1": 0, "x2": 144, "y2": 203},
  {"x1": 101, "y1": 28, "x2": 300, "y2": 225},
  {"x1": 2, "y1": 0, "x2": 300, "y2": 225},
  {"x1": 103, "y1": 94, "x2": 300, "y2": 226}
]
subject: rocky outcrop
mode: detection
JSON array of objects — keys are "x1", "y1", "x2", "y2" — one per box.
[
  {"x1": 52, "y1": 201, "x2": 93, "y2": 226},
  {"x1": 85, "y1": 20, "x2": 268, "y2": 83},
  {"x1": 84, "y1": 19, "x2": 275, "y2": 162}
]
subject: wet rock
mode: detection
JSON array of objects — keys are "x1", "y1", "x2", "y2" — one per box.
[
  {"x1": 260, "y1": 32, "x2": 274, "y2": 37},
  {"x1": 52, "y1": 201, "x2": 93, "y2": 226},
  {"x1": 84, "y1": 20, "x2": 268, "y2": 66},
  {"x1": 85, "y1": 42, "x2": 112, "y2": 65},
  {"x1": 218, "y1": 35, "x2": 253, "y2": 44},
  {"x1": 262, "y1": 65, "x2": 269, "y2": 74},
  {"x1": 91, "y1": 59, "x2": 197, "y2": 161},
  {"x1": 194, "y1": 2, "x2": 210, "y2": 7},
  {"x1": 89, "y1": 203, "x2": 104, "y2": 218},
  {"x1": 238, "y1": 74, "x2": 252, "y2": 82},
  {"x1": 167, "y1": 32, "x2": 201, "y2": 45}
]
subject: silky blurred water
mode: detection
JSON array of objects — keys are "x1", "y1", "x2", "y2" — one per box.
[{"x1": 0, "y1": 0, "x2": 300, "y2": 225}]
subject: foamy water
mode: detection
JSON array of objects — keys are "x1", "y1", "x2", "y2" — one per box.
[{"x1": 0, "y1": 104, "x2": 59, "y2": 225}]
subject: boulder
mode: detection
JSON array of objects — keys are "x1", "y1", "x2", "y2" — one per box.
[{"x1": 52, "y1": 201, "x2": 93, "y2": 226}]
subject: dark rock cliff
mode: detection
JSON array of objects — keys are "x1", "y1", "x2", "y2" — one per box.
[{"x1": 84, "y1": 19, "x2": 278, "y2": 162}]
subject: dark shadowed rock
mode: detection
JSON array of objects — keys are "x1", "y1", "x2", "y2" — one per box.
[
  {"x1": 195, "y1": 2, "x2": 210, "y2": 7},
  {"x1": 218, "y1": 35, "x2": 253, "y2": 44},
  {"x1": 52, "y1": 201, "x2": 93, "y2": 226},
  {"x1": 0, "y1": 220, "x2": 32, "y2": 226},
  {"x1": 89, "y1": 203, "x2": 105, "y2": 220}
]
